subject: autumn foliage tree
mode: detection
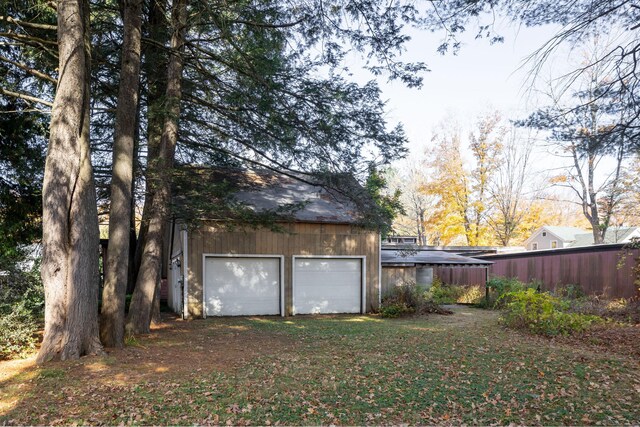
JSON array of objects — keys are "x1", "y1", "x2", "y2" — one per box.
[
  {"x1": 421, "y1": 113, "x2": 504, "y2": 246},
  {"x1": 486, "y1": 127, "x2": 534, "y2": 246}
]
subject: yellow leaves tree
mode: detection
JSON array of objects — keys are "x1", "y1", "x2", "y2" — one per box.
[
  {"x1": 423, "y1": 122, "x2": 469, "y2": 245},
  {"x1": 469, "y1": 111, "x2": 504, "y2": 245},
  {"x1": 509, "y1": 201, "x2": 561, "y2": 245},
  {"x1": 423, "y1": 114, "x2": 504, "y2": 246}
]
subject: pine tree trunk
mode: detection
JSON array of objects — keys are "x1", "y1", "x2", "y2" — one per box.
[
  {"x1": 130, "y1": 0, "x2": 169, "y2": 291},
  {"x1": 126, "y1": 0, "x2": 187, "y2": 336},
  {"x1": 151, "y1": 283, "x2": 162, "y2": 325},
  {"x1": 100, "y1": 0, "x2": 143, "y2": 348},
  {"x1": 37, "y1": 0, "x2": 104, "y2": 363}
]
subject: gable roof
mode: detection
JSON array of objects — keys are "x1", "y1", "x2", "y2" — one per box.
[
  {"x1": 174, "y1": 167, "x2": 361, "y2": 224},
  {"x1": 233, "y1": 171, "x2": 359, "y2": 224},
  {"x1": 523, "y1": 226, "x2": 586, "y2": 246},
  {"x1": 542, "y1": 226, "x2": 589, "y2": 242},
  {"x1": 569, "y1": 227, "x2": 640, "y2": 247}
]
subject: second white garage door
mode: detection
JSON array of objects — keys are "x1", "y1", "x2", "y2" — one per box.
[
  {"x1": 204, "y1": 256, "x2": 282, "y2": 316},
  {"x1": 293, "y1": 257, "x2": 363, "y2": 314}
]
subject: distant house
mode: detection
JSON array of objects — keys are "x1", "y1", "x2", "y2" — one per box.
[{"x1": 524, "y1": 226, "x2": 640, "y2": 251}]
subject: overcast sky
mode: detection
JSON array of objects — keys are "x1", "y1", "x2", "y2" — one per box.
[{"x1": 350, "y1": 20, "x2": 569, "y2": 159}]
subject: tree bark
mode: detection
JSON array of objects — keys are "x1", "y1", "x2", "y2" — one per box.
[
  {"x1": 130, "y1": 0, "x2": 169, "y2": 292},
  {"x1": 126, "y1": 0, "x2": 187, "y2": 336},
  {"x1": 37, "y1": 0, "x2": 104, "y2": 363},
  {"x1": 100, "y1": 0, "x2": 143, "y2": 348}
]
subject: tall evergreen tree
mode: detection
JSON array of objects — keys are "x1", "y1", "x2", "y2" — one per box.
[
  {"x1": 100, "y1": 0, "x2": 144, "y2": 348},
  {"x1": 38, "y1": 0, "x2": 104, "y2": 362}
]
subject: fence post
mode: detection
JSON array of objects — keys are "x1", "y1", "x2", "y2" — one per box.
[{"x1": 485, "y1": 267, "x2": 489, "y2": 304}]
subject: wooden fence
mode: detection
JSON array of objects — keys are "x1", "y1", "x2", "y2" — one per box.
[
  {"x1": 433, "y1": 267, "x2": 487, "y2": 287},
  {"x1": 438, "y1": 244, "x2": 640, "y2": 299}
]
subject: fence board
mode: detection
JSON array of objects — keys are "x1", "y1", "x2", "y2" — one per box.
[
  {"x1": 477, "y1": 245, "x2": 639, "y2": 298},
  {"x1": 433, "y1": 267, "x2": 487, "y2": 287}
]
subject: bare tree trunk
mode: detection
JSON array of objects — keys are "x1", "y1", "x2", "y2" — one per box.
[
  {"x1": 126, "y1": 0, "x2": 187, "y2": 336},
  {"x1": 417, "y1": 209, "x2": 425, "y2": 246},
  {"x1": 100, "y1": 0, "x2": 143, "y2": 348},
  {"x1": 38, "y1": 0, "x2": 104, "y2": 363}
]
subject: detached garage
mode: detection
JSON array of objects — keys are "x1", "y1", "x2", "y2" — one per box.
[{"x1": 167, "y1": 169, "x2": 380, "y2": 317}]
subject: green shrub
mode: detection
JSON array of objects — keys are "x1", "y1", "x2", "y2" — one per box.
[
  {"x1": 0, "y1": 300, "x2": 40, "y2": 358},
  {"x1": 500, "y1": 288, "x2": 601, "y2": 336},
  {"x1": 381, "y1": 281, "x2": 453, "y2": 318},
  {"x1": 553, "y1": 284, "x2": 585, "y2": 300},
  {"x1": 483, "y1": 276, "x2": 538, "y2": 309},
  {"x1": 0, "y1": 266, "x2": 44, "y2": 359},
  {"x1": 423, "y1": 279, "x2": 486, "y2": 305},
  {"x1": 425, "y1": 279, "x2": 465, "y2": 304},
  {"x1": 380, "y1": 303, "x2": 414, "y2": 318}
]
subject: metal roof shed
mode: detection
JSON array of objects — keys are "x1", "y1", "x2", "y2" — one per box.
[
  {"x1": 380, "y1": 249, "x2": 493, "y2": 297},
  {"x1": 381, "y1": 249, "x2": 494, "y2": 267}
]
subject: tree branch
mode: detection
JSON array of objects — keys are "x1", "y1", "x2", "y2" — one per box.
[
  {"x1": 0, "y1": 16, "x2": 57, "y2": 31},
  {"x1": 0, "y1": 32, "x2": 57, "y2": 45},
  {"x1": 0, "y1": 54, "x2": 57, "y2": 83},
  {"x1": 0, "y1": 87, "x2": 53, "y2": 107}
]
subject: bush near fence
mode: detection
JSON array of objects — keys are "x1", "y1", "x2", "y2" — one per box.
[{"x1": 479, "y1": 244, "x2": 640, "y2": 299}]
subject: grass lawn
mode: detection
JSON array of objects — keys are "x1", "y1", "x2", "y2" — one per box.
[{"x1": 1, "y1": 306, "x2": 639, "y2": 425}]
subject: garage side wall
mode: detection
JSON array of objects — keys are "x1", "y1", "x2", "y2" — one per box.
[
  {"x1": 186, "y1": 222, "x2": 380, "y2": 316},
  {"x1": 166, "y1": 221, "x2": 185, "y2": 314}
]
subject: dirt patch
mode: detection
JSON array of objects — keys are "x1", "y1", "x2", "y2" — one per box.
[
  {"x1": 73, "y1": 316, "x2": 294, "y2": 382},
  {"x1": 429, "y1": 305, "x2": 499, "y2": 327},
  {"x1": 0, "y1": 315, "x2": 294, "y2": 424}
]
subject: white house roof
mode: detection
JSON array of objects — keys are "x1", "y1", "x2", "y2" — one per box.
[
  {"x1": 542, "y1": 226, "x2": 589, "y2": 242},
  {"x1": 569, "y1": 227, "x2": 639, "y2": 247}
]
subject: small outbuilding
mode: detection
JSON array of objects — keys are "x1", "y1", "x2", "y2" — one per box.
[
  {"x1": 166, "y1": 169, "x2": 381, "y2": 318},
  {"x1": 380, "y1": 248, "x2": 493, "y2": 296}
]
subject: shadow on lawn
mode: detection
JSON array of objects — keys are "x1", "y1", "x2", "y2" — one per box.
[{"x1": 0, "y1": 315, "x2": 298, "y2": 424}]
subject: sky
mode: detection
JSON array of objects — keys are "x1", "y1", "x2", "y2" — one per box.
[
  {"x1": 346, "y1": 19, "x2": 617, "y2": 226},
  {"x1": 349, "y1": 20, "x2": 569, "y2": 159}
]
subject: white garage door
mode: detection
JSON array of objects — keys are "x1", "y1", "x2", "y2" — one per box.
[
  {"x1": 293, "y1": 257, "x2": 363, "y2": 314},
  {"x1": 204, "y1": 256, "x2": 281, "y2": 316}
]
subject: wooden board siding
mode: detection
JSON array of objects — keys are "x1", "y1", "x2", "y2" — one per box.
[
  {"x1": 429, "y1": 245, "x2": 640, "y2": 299},
  {"x1": 381, "y1": 266, "x2": 416, "y2": 298},
  {"x1": 434, "y1": 267, "x2": 488, "y2": 287},
  {"x1": 186, "y1": 222, "x2": 380, "y2": 316},
  {"x1": 484, "y1": 246, "x2": 640, "y2": 298}
]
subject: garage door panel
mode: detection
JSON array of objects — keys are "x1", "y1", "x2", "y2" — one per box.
[
  {"x1": 205, "y1": 257, "x2": 280, "y2": 316},
  {"x1": 293, "y1": 258, "x2": 362, "y2": 314}
]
